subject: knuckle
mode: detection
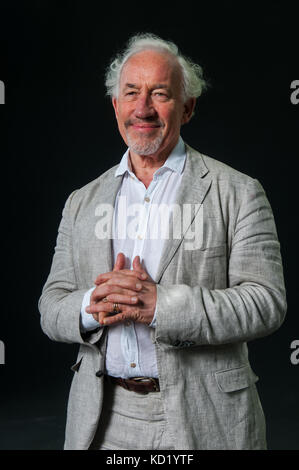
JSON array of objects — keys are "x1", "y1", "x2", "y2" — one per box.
[
  {"x1": 129, "y1": 307, "x2": 139, "y2": 321},
  {"x1": 106, "y1": 284, "x2": 114, "y2": 293}
]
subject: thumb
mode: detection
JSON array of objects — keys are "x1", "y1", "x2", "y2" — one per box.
[{"x1": 114, "y1": 252, "x2": 126, "y2": 271}]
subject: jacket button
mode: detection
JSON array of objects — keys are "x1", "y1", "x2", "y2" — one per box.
[{"x1": 95, "y1": 370, "x2": 104, "y2": 378}]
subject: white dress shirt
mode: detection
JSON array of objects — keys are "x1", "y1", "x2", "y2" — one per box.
[{"x1": 80, "y1": 136, "x2": 186, "y2": 378}]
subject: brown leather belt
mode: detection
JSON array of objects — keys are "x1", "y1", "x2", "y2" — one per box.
[{"x1": 105, "y1": 375, "x2": 160, "y2": 394}]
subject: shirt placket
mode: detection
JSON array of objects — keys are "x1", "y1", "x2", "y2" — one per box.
[{"x1": 121, "y1": 172, "x2": 163, "y2": 377}]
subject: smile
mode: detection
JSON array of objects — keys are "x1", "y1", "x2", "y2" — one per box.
[{"x1": 131, "y1": 124, "x2": 160, "y2": 132}]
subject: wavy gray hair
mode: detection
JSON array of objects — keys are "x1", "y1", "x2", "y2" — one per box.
[{"x1": 105, "y1": 33, "x2": 207, "y2": 102}]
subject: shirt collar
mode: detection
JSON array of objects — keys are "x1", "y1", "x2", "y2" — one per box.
[{"x1": 114, "y1": 136, "x2": 186, "y2": 178}]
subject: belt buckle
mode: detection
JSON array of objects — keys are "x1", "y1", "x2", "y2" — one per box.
[
  {"x1": 132, "y1": 377, "x2": 150, "y2": 395},
  {"x1": 148, "y1": 377, "x2": 159, "y2": 392},
  {"x1": 132, "y1": 376, "x2": 159, "y2": 392}
]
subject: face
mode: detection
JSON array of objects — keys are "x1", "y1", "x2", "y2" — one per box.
[{"x1": 112, "y1": 50, "x2": 195, "y2": 160}]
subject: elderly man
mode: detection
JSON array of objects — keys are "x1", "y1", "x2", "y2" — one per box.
[{"x1": 39, "y1": 33, "x2": 286, "y2": 450}]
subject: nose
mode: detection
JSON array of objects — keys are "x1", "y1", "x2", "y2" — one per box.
[{"x1": 134, "y1": 94, "x2": 156, "y2": 119}]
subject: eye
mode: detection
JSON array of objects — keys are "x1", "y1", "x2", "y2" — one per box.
[
  {"x1": 153, "y1": 91, "x2": 168, "y2": 101},
  {"x1": 124, "y1": 90, "x2": 138, "y2": 101}
]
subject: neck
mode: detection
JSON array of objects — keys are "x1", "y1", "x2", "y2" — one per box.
[
  {"x1": 129, "y1": 153, "x2": 165, "y2": 189},
  {"x1": 129, "y1": 157, "x2": 156, "y2": 188},
  {"x1": 128, "y1": 139, "x2": 178, "y2": 186}
]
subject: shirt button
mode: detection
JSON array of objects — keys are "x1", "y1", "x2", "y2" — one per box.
[
  {"x1": 137, "y1": 234, "x2": 143, "y2": 240},
  {"x1": 130, "y1": 363, "x2": 136, "y2": 368},
  {"x1": 144, "y1": 197, "x2": 150, "y2": 202}
]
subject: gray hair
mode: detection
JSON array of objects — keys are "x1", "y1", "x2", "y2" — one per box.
[{"x1": 105, "y1": 33, "x2": 207, "y2": 102}]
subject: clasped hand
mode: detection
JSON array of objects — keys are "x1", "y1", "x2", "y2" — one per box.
[{"x1": 85, "y1": 253, "x2": 157, "y2": 326}]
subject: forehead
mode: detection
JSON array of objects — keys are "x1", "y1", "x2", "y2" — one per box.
[{"x1": 120, "y1": 50, "x2": 182, "y2": 88}]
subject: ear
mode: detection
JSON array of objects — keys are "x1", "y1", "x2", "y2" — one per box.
[
  {"x1": 181, "y1": 98, "x2": 196, "y2": 125},
  {"x1": 112, "y1": 96, "x2": 119, "y2": 119}
]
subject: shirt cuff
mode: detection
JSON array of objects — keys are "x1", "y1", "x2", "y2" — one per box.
[
  {"x1": 80, "y1": 286, "x2": 101, "y2": 332},
  {"x1": 149, "y1": 305, "x2": 157, "y2": 328}
]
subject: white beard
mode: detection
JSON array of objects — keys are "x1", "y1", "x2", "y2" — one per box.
[{"x1": 126, "y1": 131, "x2": 164, "y2": 156}]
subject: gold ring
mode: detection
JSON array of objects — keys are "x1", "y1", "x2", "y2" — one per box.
[{"x1": 113, "y1": 303, "x2": 120, "y2": 314}]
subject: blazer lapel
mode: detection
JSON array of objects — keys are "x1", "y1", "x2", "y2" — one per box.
[
  {"x1": 92, "y1": 145, "x2": 211, "y2": 282},
  {"x1": 93, "y1": 168, "x2": 123, "y2": 274},
  {"x1": 154, "y1": 145, "x2": 212, "y2": 283}
]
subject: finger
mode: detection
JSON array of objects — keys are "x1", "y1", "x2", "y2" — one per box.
[
  {"x1": 87, "y1": 307, "x2": 115, "y2": 327},
  {"x1": 86, "y1": 297, "x2": 138, "y2": 315},
  {"x1": 101, "y1": 305, "x2": 140, "y2": 326},
  {"x1": 101, "y1": 307, "x2": 139, "y2": 326},
  {"x1": 91, "y1": 306, "x2": 132, "y2": 326},
  {"x1": 102, "y1": 293, "x2": 139, "y2": 305},
  {"x1": 97, "y1": 309, "x2": 124, "y2": 325},
  {"x1": 95, "y1": 270, "x2": 135, "y2": 284},
  {"x1": 132, "y1": 256, "x2": 148, "y2": 280},
  {"x1": 96, "y1": 310, "x2": 115, "y2": 326},
  {"x1": 113, "y1": 252, "x2": 126, "y2": 271},
  {"x1": 93, "y1": 253, "x2": 125, "y2": 287},
  {"x1": 106, "y1": 276, "x2": 143, "y2": 292},
  {"x1": 94, "y1": 269, "x2": 144, "y2": 285},
  {"x1": 94, "y1": 271, "x2": 145, "y2": 286},
  {"x1": 101, "y1": 311, "x2": 127, "y2": 326},
  {"x1": 91, "y1": 284, "x2": 139, "y2": 303},
  {"x1": 97, "y1": 311, "x2": 113, "y2": 325},
  {"x1": 92, "y1": 313, "x2": 99, "y2": 322}
]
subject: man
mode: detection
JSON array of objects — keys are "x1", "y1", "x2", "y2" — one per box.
[{"x1": 39, "y1": 33, "x2": 287, "y2": 450}]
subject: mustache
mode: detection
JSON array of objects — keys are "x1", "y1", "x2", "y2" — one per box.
[{"x1": 125, "y1": 118, "x2": 164, "y2": 128}]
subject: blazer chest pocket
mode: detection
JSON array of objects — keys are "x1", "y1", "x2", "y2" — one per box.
[
  {"x1": 214, "y1": 364, "x2": 259, "y2": 393},
  {"x1": 196, "y1": 244, "x2": 228, "y2": 257}
]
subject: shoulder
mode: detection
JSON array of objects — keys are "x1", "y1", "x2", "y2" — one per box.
[
  {"x1": 62, "y1": 164, "x2": 119, "y2": 214},
  {"x1": 186, "y1": 143, "x2": 259, "y2": 189}
]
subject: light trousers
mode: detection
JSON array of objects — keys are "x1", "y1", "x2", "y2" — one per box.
[{"x1": 89, "y1": 378, "x2": 175, "y2": 450}]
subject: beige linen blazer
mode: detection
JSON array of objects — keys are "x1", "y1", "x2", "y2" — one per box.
[{"x1": 39, "y1": 144, "x2": 287, "y2": 450}]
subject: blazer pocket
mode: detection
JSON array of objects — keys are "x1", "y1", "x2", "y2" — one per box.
[
  {"x1": 70, "y1": 355, "x2": 84, "y2": 373},
  {"x1": 189, "y1": 244, "x2": 228, "y2": 289},
  {"x1": 214, "y1": 364, "x2": 259, "y2": 393},
  {"x1": 198, "y1": 244, "x2": 227, "y2": 256}
]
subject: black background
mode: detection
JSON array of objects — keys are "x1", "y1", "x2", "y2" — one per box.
[{"x1": 0, "y1": 0, "x2": 298, "y2": 450}]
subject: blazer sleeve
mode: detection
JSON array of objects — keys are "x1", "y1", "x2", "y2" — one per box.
[
  {"x1": 38, "y1": 191, "x2": 103, "y2": 345},
  {"x1": 154, "y1": 179, "x2": 287, "y2": 350}
]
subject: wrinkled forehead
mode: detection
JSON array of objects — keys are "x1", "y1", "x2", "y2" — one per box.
[{"x1": 120, "y1": 50, "x2": 182, "y2": 89}]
